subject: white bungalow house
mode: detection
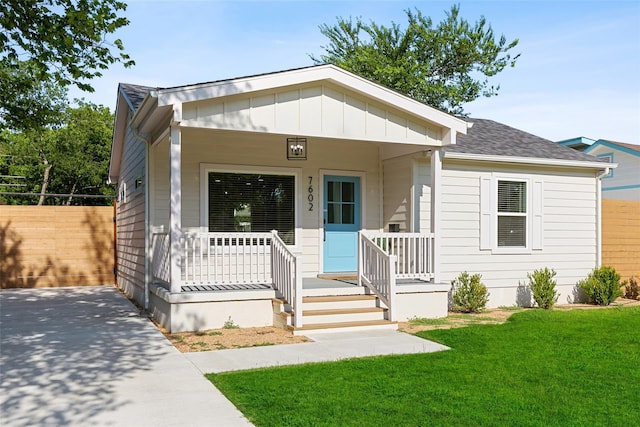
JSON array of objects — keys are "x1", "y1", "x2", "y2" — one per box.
[{"x1": 109, "y1": 65, "x2": 613, "y2": 333}]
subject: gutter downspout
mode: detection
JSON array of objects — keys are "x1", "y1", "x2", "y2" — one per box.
[
  {"x1": 595, "y1": 166, "x2": 611, "y2": 268},
  {"x1": 132, "y1": 127, "x2": 151, "y2": 311}
]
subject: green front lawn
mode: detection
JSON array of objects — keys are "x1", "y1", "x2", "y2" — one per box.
[{"x1": 208, "y1": 307, "x2": 640, "y2": 426}]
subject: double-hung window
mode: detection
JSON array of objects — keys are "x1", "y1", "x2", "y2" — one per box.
[
  {"x1": 480, "y1": 174, "x2": 543, "y2": 252},
  {"x1": 497, "y1": 180, "x2": 527, "y2": 247}
]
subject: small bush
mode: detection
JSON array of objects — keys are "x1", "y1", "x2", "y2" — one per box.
[
  {"x1": 527, "y1": 267, "x2": 559, "y2": 309},
  {"x1": 223, "y1": 316, "x2": 239, "y2": 329},
  {"x1": 452, "y1": 272, "x2": 489, "y2": 313},
  {"x1": 577, "y1": 266, "x2": 624, "y2": 306},
  {"x1": 624, "y1": 277, "x2": 639, "y2": 300}
]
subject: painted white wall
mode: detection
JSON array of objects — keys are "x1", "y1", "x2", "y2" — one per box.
[
  {"x1": 115, "y1": 126, "x2": 147, "y2": 304},
  {"x1": 433, "y1": 160, "x2": 599, "y2": 307}
]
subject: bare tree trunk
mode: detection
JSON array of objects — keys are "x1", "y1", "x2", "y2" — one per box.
[
  {"x1": 37, "y1": 151, "x2": 51, "y2": 206},
  {"x1": 65, "y1": 182, "x2": 77, "y2": 206}
]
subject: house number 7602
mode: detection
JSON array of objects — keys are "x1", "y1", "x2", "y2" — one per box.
[{"x1": 308, "y1": 176, "x2": 314, "y2": 211}]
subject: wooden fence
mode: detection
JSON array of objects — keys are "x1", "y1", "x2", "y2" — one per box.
[
  {"x1": 602, "y1": 199, "x2": 640, "y2": 282},
  {"x1": 0, "y1": 205, "x2": 115, "y2": 288}
]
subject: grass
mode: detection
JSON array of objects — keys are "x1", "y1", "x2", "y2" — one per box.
[{"x1": 208, "y1": 307, "x2": 640, "y2": 426}]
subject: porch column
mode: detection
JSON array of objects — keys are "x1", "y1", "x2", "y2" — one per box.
[
  {"x1": 169, "y1": 119, "x2": 182, "y2": 293},
  {"x1": 430, "y1": 148, "x2": 442, "y2": 283}
]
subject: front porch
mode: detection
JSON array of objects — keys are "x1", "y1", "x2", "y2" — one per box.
[{"x1": 149, "y1": 230, "x2": 450, "y2": 333}]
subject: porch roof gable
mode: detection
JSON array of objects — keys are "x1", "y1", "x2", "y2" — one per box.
[{"x1": 155, "y1": 65, "x2": 467, "y2": 137}]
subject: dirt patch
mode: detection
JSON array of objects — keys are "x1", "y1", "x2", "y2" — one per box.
[
  {"x1": 398, "y1": 298, "x2": 640, "y2": 334},
  {"x1": 163, "y1": 326, "x2": 310, "y2": 353},
  {"x1": 159, "y1": 298, "x2": 640, "y2": 353}
]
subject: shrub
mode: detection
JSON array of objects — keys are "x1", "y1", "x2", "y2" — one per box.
[
  {"x1": 624, "y1": 277, "x2": 639, "y2": 300},
  {"x1": 223, "y1": 316, "x2": 239, "y2": 329},
  {"x1": 452, "y1": 272, "x2": 489, "y2": 313},
  {"x1": 527, "y1": 267, "x2": 559, "y2": 309},
  {"x1": 577, "y1": 266, "x2": 624, "y2": 306}
]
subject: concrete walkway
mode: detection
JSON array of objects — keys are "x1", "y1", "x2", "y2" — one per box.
[
  {"x1": 1, "y1": 285, "x2": 449, "y2": 427},
  {"x1": 0, "y1": 286, "x2": 252, "y2": 427},
  {"x1": 186, "y1": 329, "x2": 449, "y2": 374}
]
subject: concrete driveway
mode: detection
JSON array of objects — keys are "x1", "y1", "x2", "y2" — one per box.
[{"x1": 0, "y1": 286, "x2": 252, "y2": 427}]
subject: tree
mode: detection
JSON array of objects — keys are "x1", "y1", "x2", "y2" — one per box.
[
  {"x1": 0, "y1": 0, "x2": 133, "y2": 92},
  {"x1": 0, "y1": 102, "x2": 114, "y2": 206},
  {"x1": 50, "y1": 102, "x2": 115, "y2": 205},
  {"x1": 0, "y1": 0, "x2": 133, "y2": 129},
  {"x1": 312, "y1": 5, "x2": 519, "y2": 115}
]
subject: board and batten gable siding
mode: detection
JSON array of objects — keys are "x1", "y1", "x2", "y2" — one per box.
[
  {"x1": 153, "y1": 127, "x2": 383, "y2": 276},
  {"x1": 180, "y1": 82, "x2": 442, "y2": 146},
  {"x1": 437, "y1": 161, "x2": 598, "y2": 307},
  {"x1": 115, "y1": 124, "x2": 147, "y2": 303}
]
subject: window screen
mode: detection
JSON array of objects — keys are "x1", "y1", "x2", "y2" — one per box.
[
  {"x1": 497, "y1": 180, "x2": 526, "y2": 247},
  {"x1": 208, "y1": 172, "x2": 295, "y2": 244}
]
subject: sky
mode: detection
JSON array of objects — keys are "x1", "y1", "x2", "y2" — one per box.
[{"x1": 70, "y1": 0, "x2": 640, "y2": 144}]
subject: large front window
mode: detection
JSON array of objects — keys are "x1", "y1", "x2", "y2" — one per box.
[
  {"x1": 497, "y1": 180, "x2": 527, "y2": 247},
  {"x1": 208, "y1": 172, "x2": 295, "y2": 244}
]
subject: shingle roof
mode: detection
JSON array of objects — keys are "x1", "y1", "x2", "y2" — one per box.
[
  {"x1": 445, "y1": 118, "x2": 609, "y2": 163},
  {"x1": 598, "y1": 140, "x2": 640, "y2": 153},
  {"x1": 119, "y1": 83, "x2": 156, "y2": 110}
]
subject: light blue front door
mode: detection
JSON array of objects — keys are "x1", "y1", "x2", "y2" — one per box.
[{"x1": 323, "y1": 175, "x2": 361, "y2": 272}]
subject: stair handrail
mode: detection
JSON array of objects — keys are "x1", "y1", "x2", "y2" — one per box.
[
  {"x1": 358, "y1": 231, "x2": 397, "y2": 321},
  {"x1": 271, "y1": 230, "x2": 303, "y2": 328}
]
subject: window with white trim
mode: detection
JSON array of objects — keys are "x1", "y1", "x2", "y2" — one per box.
[
  {"x1": 207, "y1": 171, "x2": 295, "y2": 244},
  {"x1": 497, "y1": 180, "x2": 527, "y2": 247},
  {"x1": 480, "y1": 174, "x2": 543, "y2": 252}
]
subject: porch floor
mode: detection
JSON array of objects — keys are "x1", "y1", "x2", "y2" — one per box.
[{"x1": 179, "y1": 277, "x2": 433, "y2": 293}]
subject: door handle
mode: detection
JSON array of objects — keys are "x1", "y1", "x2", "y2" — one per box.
[{"x1": 323, "y1": 218, "x2": 326, "y2": 242}]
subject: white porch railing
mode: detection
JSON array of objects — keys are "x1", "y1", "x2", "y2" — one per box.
[
  {"x1": 270, "y1": 230, "x2": 303, "y2": 328},
  {"x1": 366, "y1": 232, "x2": 435, "y2": 280},
  {"x1": 358, "y1": 232, "x2": 397, "y2": 321},
  {"x1": 181, "y1": 232, "x2": 273, "y2": 285}
]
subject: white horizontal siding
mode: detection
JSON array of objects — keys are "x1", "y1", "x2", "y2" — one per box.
[
  {"x1": 415, "y1": 159, "x2": 431, "y2": 233},
  {"x1": 438, "y1": 164, "x2": 599, "y2": 307},
  {"x1": 383, "y1": 156, "x2": 413, "y2": 232},
  {"x1": 116, "y1": 126, "x2": 146, "y2": 305}
]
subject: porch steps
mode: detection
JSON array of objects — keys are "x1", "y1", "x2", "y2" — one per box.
[{"x1": 275, "y1": 291, "x2": 397, "y2": 335}]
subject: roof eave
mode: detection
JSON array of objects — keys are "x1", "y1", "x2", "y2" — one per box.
[{"x1": 443, "y1": 151, "x2": 617, "y2": 170}]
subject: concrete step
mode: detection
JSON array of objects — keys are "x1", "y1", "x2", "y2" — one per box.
[
  {"x1": 287, "y1": 320, "x2": 398, "y2": 336},
  {"x1": 302, "y1": 286, "x2": 366, "y2": 298},
  {"x1": 302, "y1": 307, "x2": 387, "y2": 324},
  {"x1": 302, "y1": 294, "x2": 379, "y2": 310}
]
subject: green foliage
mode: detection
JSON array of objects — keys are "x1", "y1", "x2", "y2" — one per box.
[
  {"x1": 313, "y1": 5, "x2": 519, "y2": 115},
  {"x1": 527, "y1": 267, "x2": 559, "y2": 309},
  {"x1": 0, "y1": 0, "x2": 133, "y2": 131},
  {"x1": 624, "y1": 277, "x2": 639, "y2": 300},
  {"x1": 223, "y1": 316, "x2": 239, "y2": 329},
  {"x1": 451, "y1": 271, "x2": 489, "y2": 313},
  {"x1": 0, "y1": 61, "x2": 69, "y2": 131},
  {"x1": 0, "y1": 102, "x2": 114, "y2": 205},
  {"x1": 577, "y1": 266, "x2": 624, "y2": 306},
  {"x1": 209, "y1": 307, "x2": 640, "y2": 426},
  {"x1": 0, "y1": 0, "x2": 134, "y2": 92}
]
